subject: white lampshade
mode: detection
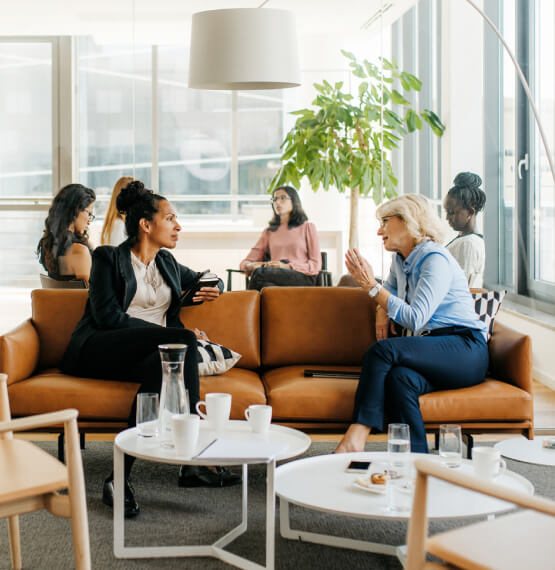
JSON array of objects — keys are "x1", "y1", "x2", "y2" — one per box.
[{"x1": 188, "y1": 8, "x2": 301, "y2": 90}]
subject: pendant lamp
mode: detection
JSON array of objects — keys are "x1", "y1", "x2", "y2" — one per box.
[{"x1": 188, "y1": 8, "x2": 301, "y2": 90}]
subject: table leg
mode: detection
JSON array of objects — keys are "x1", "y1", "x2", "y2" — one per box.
[
  {"x1": 266, "y1": 460, "x2": 276, "y2": 570},
  {"x1": 279, "y1": 497, "x2": 399, "y2": 557},
  {"x1": 113, "y1": 446, "x2": 125, "y2": 557}
]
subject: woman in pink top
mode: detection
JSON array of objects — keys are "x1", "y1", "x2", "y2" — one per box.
[{"x1": 239, "y1": 186, "x2": 321, "y2": 289}]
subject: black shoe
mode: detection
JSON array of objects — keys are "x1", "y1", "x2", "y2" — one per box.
[
  {"x1": 178, "y1": 465, "x2": 242, "y2": 488},
  {"x1": 102, "y1": 478, "x2": 140, "y2": 518}
]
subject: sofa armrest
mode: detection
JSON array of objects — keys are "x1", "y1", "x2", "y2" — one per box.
[
  {"x1": 488, "y1": 321, "x2": 533, "y2": 394},
  {"x1": 0, "y1": 319, "x2": 40, "y2": 385}
]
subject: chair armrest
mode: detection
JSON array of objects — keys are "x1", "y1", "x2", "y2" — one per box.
[
  {"x1": 0, "y1": 319, "x2": 40, "y2": 384},
  {"x1": 0, "y1": 408, "x2": 78, "y2": 434},
  {"x1": 413, "y1": 458, "x2": 555, "y2": 516},
  {"x1": 225, "y1": 269, "x2": 248, "y2": 292},
  {"x1": 488, "y1": 321, "x2": 533, "y2": 393}
]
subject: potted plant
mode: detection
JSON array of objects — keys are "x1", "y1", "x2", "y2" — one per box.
[{"x1": 269, "y1": 51, "x2": 446, "y2": 249}]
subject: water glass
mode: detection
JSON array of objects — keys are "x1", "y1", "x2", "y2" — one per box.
[
  {"x1": 136, "y1": 393, "x2": 159, "y2": 437},
  {"x1": 388, "y1": 423, "x2": 411, "y2": 463},
  {"x1": 439, "y1": 424, "x2": 462, "y2": 467}
]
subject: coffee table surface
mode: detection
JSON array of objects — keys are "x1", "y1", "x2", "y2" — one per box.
[
  {"x1": 275, "y1": 452, "x2": 534, "y2": 521},
  {"x1": 495, "y1": 436, "x2": 555, "y2": 466},
  {"x1": 115, "y1": 419, "x2": 311, "y2": 465}
]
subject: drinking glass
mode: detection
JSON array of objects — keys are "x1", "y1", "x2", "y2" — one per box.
[
  {"x1": 386, "y1": 424, "x2": 413, "y2": 513},
  {"x1": 136, "y1": 393, "x2": 159, "y2": 437},
  {"x1": 439, "y1": 424, "x2": 462, "y2": 467},
  {"x1": 387, "y1": 423, "x2": 411, "y2": 459}
]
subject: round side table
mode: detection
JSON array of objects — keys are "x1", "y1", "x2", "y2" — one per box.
[{"x1": 494, "y1": 436, "x2": 555, "y2": 466}]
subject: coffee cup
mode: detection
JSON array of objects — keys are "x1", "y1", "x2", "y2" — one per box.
[
  {"x1": 472, "y1": 447, "x2": 506, "y2": 479},
  {"x1": 195, "y1": 392, "x2": 231, "y2": 432},
  {"x1": 171, "y1": 414, "x2": 200, "y2": 457},
  {"x1": 244, "y1": 404, "x2": 272, "y2": 434}
]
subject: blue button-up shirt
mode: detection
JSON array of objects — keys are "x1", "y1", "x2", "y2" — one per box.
[{"x1": 384, "y1": 240, "x2": 487, "y2": 341}]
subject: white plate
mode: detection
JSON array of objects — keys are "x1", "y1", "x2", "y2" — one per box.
[{"x1": 353, "y1": 477, "x2": 387, "y2": 494}]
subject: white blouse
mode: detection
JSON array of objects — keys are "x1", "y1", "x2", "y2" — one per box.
[
  {"x1": 446, "y1": 233, "x2": 485, "y2": 288},
  {"x1": 107, "y1": 217, "x2": 127, "y2": 246},
  {"x1": 127, "y1": 252, "x2": 172, "y2": 327}
]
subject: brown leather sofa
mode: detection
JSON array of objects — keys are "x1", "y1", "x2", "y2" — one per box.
[{"x1": 0, "y1": 287, "x2": 533, "y2": 440}]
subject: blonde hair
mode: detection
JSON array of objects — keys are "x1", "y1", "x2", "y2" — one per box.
[
  {"x1": 376, "y1": 194, "x2": 446, "y2": 244},
  {"x1": 100, "y1": 176, "x2": 134, "y2": 245}
]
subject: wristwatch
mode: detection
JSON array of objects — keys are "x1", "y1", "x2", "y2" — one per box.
[{"x1": 368, "y1": 283, "x2": 382, "y2": 298}]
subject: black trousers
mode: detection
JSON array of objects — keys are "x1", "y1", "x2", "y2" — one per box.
[
  {"x1": 248, "y1": 266, "x2": 317, "y2": 290},
  {"x1": 73, "y1": 326, "x2": 199, "y2": 479},
  {"x1": 75, "y1": 326, "x2": 200, "y2": 426}
]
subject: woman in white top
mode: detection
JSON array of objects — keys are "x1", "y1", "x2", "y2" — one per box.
[
  {"x1": 62, "y1": 180, "x2": 239, "y2": 518},
  {"x1": 444, "y1": 172, "x2": 486, "y2": 288},
  {"x1": 100, "y1": 175, "x2": 133, "y2": 246}
]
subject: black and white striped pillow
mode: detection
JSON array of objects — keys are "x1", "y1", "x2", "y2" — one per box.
[
  {"x1": 197, "y1": 339, "x2": 241, "y2": 376},
  {"x1": 471, "y1": 290, "x2": 506, "y2": 340}
]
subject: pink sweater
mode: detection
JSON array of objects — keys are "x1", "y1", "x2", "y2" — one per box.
[{"x1": 239, "y1": 221, "x2": 322, "y2": 276}]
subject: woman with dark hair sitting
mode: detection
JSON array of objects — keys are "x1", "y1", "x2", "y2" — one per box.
[
  {"x1": 239, "y1": 186, "x2": 322, "y2": 289},
  {"x1": 444, "y1": 172, "x2": 486, "y2": 288},
  {"x1": 37, "y1": 183, "x2": 96, "y2": 285},
  {"x1": 61, "y1": 180, "x2": 239, "y2": 519}
]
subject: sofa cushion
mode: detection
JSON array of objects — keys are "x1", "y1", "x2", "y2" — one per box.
[
  {"x1": 8, "y1": 369, "x2": 138, "y2": 420},
  {"x1": 181, "y1": 290, "x2": 260, "y2": 369},
  {"x1": 32, "y1": 289, "x2": 89, "y2": 369},
  {"x1": 261, "y1": 288, "x2": 375, "y2": 367},
  {"x1": 200, "y1": 367, "x2": 267, "y2": 419},
  {"x1": 419, "y1": 379, "x2": 533, "y2": 422},
  {"x1": 197, "y1": 339, "x2": 241, "y2": 376},
  {"x1": 263, "y1": 365, "x2": 361, "y2": 421}
]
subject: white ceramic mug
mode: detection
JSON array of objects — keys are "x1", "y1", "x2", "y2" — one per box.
[
  {"x1": 244, "y1": 404, "x2": 272, "y2": 434},
  {"x1": 472, "y1": 447, "x2": 506, "y2": 479},
  {"x1": 195, "y1": 393, "x2": 232, "y2": 432},
  {"x1": 171, "y1": 414, "x2": 200, "y2": 457}
]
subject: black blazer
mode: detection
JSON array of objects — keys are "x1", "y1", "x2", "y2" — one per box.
[{"x1": 61, "y1": 240, "x2": 222, "y2": 373}]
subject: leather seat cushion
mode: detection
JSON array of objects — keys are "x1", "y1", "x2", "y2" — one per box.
[
  {"x1": 8, "y1": 369, "x2": 139, "y2": 420},
  {"x1": 263, "y1": 365, "x2": 361, "y2": 421},
  {"x1": 419, "y1": 379, "x2": 533, "y2": 422},
  {"x1": 8, "y1": 367, "x2": 267, "y2": 422},
  {"x1": 200, "y1": 368, "x2": 267, "y2": 419}
]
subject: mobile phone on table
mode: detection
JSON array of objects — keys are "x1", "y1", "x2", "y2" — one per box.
[{"x1": 345, "y1": 460, "x2": 371, "y2": 473}]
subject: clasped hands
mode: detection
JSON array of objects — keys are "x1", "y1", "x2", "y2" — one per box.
[
  {"x1": 345, "y1": 248, "x2": 392, "y2": 341},
  {"x1": 246, "y1": 260, "x2": 291, "y2": 273}
]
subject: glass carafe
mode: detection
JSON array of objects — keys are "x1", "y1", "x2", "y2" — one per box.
[{"x1": 158, "y1": 344, "x2": 189, "y2": 448}]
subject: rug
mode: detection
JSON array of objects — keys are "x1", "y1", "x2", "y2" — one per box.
[{"x1": 1, "y1": 440, "x2": 554, "y2": 569}]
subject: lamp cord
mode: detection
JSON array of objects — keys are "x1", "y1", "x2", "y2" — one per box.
[{"x1": 464, "y1": 0, "x2": 555, "y2": 185}]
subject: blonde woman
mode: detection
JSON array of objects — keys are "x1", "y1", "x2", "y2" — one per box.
[
  {"x1": 335, "y1": 194, "x2": 488, "y2": 455},
  {"x1": 100, "y1": 176, "x2": 133, "y2": 245}
]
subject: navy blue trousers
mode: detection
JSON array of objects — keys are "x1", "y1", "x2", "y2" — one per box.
[{"x1": 353, "y1": 329, "x2": 489, "y2": 453}]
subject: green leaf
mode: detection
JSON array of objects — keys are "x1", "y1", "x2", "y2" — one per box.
[
  {"x1": 334, "y1": 81, "x2": 344, "y2": 90},
  {"x1": 390, "y1": 89, "x2": 410, "y2": 105},
  {"x1": 358, "y1": 81, "x2": 368, "y2": 98},
  {"x1": 421, "y1": 109, "x2": 446, "y2": 136},
  {"x1": 341, "y1": 49, "x2": 356, "y2": 61},
  {"x1": 404, "y1": 72, "x2": 422, "y2": 91},
  {"x1": 381, "y1": 57, "x2": 394, "y2": 71}
]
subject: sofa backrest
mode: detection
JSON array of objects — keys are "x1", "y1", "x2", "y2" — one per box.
[
  {"x1": 261, "y1": 287, "x2": 376, "y2": 367},
  {"x1": 32, "y1": 289, "x2": 89, "y2": 369},
  {"x1": 180, "y1": 291, "x2": 260, "y2": 369}
]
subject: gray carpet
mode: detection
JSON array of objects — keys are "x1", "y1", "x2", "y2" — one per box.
[{"x1": 1, "y1": 440, "x2": 554, "y2": 570}]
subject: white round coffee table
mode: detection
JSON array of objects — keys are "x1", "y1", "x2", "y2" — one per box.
[
  {"x1": 495, "y1": 436, "x2": 555, "y2": 466},
  {"x1": 275, "y1": 452, "x2": 534, "y2": 560},
  {"x1": 113, "y1": 420, "x2": 310, "y2": 569}
]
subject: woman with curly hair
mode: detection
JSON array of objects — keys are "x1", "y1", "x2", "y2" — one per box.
[
  {"x1": 444, "y1": 172, "x2": 487, "y2": 287},
  {"x1": 239, "y1": 186, "x2": 321, "y2": 289},
  {"x1": 37, "y1": 183, "x2": 96, "y2": 284},
  {"x1": 335, "y1": 194, "x2": 488, "y2": 454}
]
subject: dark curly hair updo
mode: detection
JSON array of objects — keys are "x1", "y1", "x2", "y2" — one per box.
[
  {"x1": 267, "y1": 186, "x2": 308, "y2": 232},
  {"x1": 116, "y1": 180, "x2": 166, "y2": 245},
  {"x1": 447, "y1": 172, "x2": 486, "y2": 213},
  {"x1": 37, "y1": 183, "x2": 96, "y2": 275}
]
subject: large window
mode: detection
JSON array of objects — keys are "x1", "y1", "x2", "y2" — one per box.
[{"x1": 484, "y1": 0, "x2": 554, "y2": 307}]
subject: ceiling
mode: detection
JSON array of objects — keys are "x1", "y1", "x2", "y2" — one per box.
[{"x1": 0, "y1": 0, "x2": 417, "y2": 43}]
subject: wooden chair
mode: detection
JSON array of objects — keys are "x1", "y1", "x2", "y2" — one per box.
[
  {"x1": 226, "y1": 251, "x2": 332, "y2": 291},
  {"x1": 40, "y1": 273, "x2": 87, "y2": 289},
  {"x1": 405, "y1": 457, "x2": 555, "y2": 570},
  {"x1": 0, "y1": 374, "x2": 90, "y2": 570}
]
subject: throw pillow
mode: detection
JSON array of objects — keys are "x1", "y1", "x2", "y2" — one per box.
[
  {"x1": 471, "y1": 289, "x2": 506, "y2": 340},
  {"x1": 197, "y1": 339, "x2": 241, "y2": 376}
]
